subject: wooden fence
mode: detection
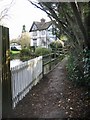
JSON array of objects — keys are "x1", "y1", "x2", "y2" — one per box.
[
  {"x1": 10, "y1": 48, "x2": 67, "y2": 108},
  {"x1": 10, "y1": 52, "x2": 62, "y2": 108},
  {"x1": 42, "y1": 49, "x2": 64, "y2": 75},
  {"x1": 11, "y1": 56, "x2": 42, "y2": 108}
]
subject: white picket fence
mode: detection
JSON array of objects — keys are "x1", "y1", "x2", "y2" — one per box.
[{"x1": 11, "y1": 56, "x2": 42, "y2": 108}]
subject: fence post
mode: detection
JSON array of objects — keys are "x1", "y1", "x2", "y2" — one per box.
[
  {"x1": 49, "y1": 53, "x2": 51, "y2": 70},
  {"x1": 42, "y1": 56, "x2": 44, "y2": 77},
  {"x1": 1, "y1": 26, "x2": 12, "y2": 118},
  {"x1": 0, "y1": 26, "x2": 2, "y2": 119}
]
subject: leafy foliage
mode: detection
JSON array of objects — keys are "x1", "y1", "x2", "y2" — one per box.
[
  {"x1": 35, "y1": 47, "x2": 51, "y2": 56},
  {"x1": 19, "y1": 32, "x2": 30, "y2": 48},
  {"x1": 28, "y1": 2, "x2": 90, "y2": 48},
  {"x1": 20, "y1": 48, "x2": 31, "y2": 61},
  {"x1": 28, "y1": 1, "x2": 90, "y2": 87},
  {"x1": 50, "y1": 40, "x2": 62, "y2": 49},
  {"x1": 10, "y1": 51, "x2": 20, "y2": 60},
  {"x1": 83, "y1": 48, "x2": 90, "y2": 86},
  {"x1": 67, "y1": 48, "x2": 90, "y2": 87}
]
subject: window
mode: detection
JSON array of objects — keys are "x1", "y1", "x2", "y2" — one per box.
[
  {"x1": 33, "y1": 39, "x2": 37, "y2": 46},
  {"x1": 41, "y1": 30, "x2": 45, "y2": 35},
  {"x1": 42, "y1": 38, "x2": 46, "y2": 46},
  {"x1": 33, "y1": 31, "x2": 37, "y2": 36}
]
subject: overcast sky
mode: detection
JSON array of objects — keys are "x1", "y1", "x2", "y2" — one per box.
[{"x1": 0, "y1": 0, "x2": 50, "y2": 40}]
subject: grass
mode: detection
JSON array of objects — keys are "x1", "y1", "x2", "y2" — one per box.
[{"x1": 11, "y1": 50, "x2": 20, "y2": 54}]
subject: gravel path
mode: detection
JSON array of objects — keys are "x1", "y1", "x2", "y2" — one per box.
[{"x1": 10, "y1": 57, "x2": 90, "y2": 118}]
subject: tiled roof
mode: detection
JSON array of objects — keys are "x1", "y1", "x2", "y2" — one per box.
[{"x1": 29, "y1": 21, "x2": 52, "y2": 32}]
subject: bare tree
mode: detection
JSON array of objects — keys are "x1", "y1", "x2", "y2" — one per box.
[{"x1": 0, "y1": 0, "x2": 14, "y2": 23}]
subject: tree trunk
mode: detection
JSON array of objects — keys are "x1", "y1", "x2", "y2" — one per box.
[{"x1": 70, "y1": 2, "x2": 90, "y2": 49}]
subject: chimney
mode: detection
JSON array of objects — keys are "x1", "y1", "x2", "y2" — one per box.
[{"x1": 41, "y1": 18, "x2": 45, "y2": 24}]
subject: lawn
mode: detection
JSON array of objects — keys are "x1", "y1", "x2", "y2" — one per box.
[{"x1": 11, "y1": 50, "x2": 20, "y2": 54}]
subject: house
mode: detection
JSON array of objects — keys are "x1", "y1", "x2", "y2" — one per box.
[{"x1": 29, "y1": 18, "x2": 56, "y2": 48}]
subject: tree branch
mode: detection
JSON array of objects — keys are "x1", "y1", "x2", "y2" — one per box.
[
  {"x1": 0, "y1": 0, "x2": 15, "y2": 22},
  {"x1": 70, "y1": 2, "x2": 90, "y2": 48}
]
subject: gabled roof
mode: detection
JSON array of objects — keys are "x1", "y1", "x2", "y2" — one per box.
[{"x1": 29, "y1": 21, "x2": 52, "y2": 32}]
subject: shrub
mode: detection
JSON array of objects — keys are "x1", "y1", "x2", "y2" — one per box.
[
  {"x1": 50, "y1": 40, "x2": 62, "y2": 49},
  {"x1": 20, "y1": 48, "x2": 30, "y2": 56},
  {"x1": 83, "y1": 48, "x2": 90, "y2": 86},
  {"x1": 35, "y1": 47, "x2": 51, "y2": 56},
  {"x1": 10, "y1": 51, "x2": 20, "y2": 60},
  {"x1": 66, "y1": 48, "x2": 90, "y2": 87},
  {"x1": 20, "y1": 48, "x2": 31, "y2": 61}
]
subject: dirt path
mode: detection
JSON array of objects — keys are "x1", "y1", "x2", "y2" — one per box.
[{"x1": 11, "y1": 57, "x2": 90, "y2": 118}]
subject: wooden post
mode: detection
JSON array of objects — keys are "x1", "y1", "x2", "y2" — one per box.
[
  {"x1": 0, "y1": 26, "x2": 12, "y2": 118},
  {"x1": 0, "y1": 26, "x2": 2, "y2": 119},
  {"x1": 42, "y1": 56, "x2": 44, "y2": 77},
  {"x1": 49, "y1": 53, "x2": 51, "y2": 70},
  {"x1": 54, "y1": 49, "x2": 57, "y2": 65}
]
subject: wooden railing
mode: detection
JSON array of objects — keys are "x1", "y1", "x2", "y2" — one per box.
[{"x1": 42, "y1": 50, "x2": 63, "y2": 75}]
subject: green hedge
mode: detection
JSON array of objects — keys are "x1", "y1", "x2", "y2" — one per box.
[
  {"x1": 66, "y1": 48, "x2": 90, "y2": 87},
  {"x1": 50, "y1": 41, "x2": 62, "y2": 49},
  {"x1": 20, "y1": 48, "x2": 30, "y2": 56},
  {"x1": 35, "y1": 47, "x2": 51, "y2": 56},
  {"x1": 20, "y1": 48, "x2": 31, "y2": 61}
]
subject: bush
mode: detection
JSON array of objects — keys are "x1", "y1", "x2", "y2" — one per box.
[
  {"x1": 20, "y1": 48, "x2": 31, "y2": 61},
  {"x1": 35, "y1": 47, "x2": 51, "y2": 56},
  {"x1": 83, "y1": 48, "x2": 90, "y2": 86},
  {"x1": 66, "y1": 48, "x2": 90, "y2": 87},
  {"x1": 10, "y1": 51, "x2": 20, "y2": 60},
  {"x1": 50, "y1": 40, "x2": 62, "y2": 49},
  {"x1": 66, "y1": 54, "x2": 83, "y2": 86},
  {"x1": 20, "y1": 48, "x2": 30, "y2": 56}
]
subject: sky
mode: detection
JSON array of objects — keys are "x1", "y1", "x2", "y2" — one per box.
[{"x1": 0, "y1": 0, "x2": 50, "y2": 40}]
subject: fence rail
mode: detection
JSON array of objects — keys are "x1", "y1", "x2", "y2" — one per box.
[
  {"x1": 11, "y1": 56, "x2": 42, "y2": 108},
  {"x1": 42, "y1": 51, "x2": 63, "y2": 75},
  {"x1": 10, "y1": 48, "x2": 67, "y2": 108}
]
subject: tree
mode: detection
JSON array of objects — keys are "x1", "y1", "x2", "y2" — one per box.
[
  {"x1": 27, "y1": 1, "x2": 90, "y2": 86},
  {"x1": 19, "y1": 25, "x2": 31, "y2": 48},
  {"x1": 27, "y1": 1, "x2": 90, "y2": 49},
  {"x1": 19, "y1": 32, "x2": 31, "y2": 48},
  {"x1": 10, "y1": 38, "x2": 20, "y2": 45},
  {"x1": 0, "y1": 0, "x2": 14, "y2": 24}
]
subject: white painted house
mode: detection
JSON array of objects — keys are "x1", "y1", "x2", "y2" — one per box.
[{"x1": 29, "y1": 18, "x2": 56, "y2": 48}]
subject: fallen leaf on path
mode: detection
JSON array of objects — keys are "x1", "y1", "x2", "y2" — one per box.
[
  {"x1": 58, "y1": 100, "x2": 61, "y2": 103},
  {"x1": 70, "y1": 107, "x2": 73, "y2": 110},
  {"x1": 32, "y1": 104, "x2": 34, "y2": 106},
  {"x1": 67, "y1": 98, "x2": 70, "y2": 102},
  {"x1": 65, "y1": 111, "x2": 68, "y2": 114},
  {"x1": 58, "y1": 104, "x2": 61, "y2": 107},
  {"x1": 33, "y1": 93, "x2": 35, "y2": 96}
]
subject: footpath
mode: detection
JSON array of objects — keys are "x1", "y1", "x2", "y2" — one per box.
[{"x1": 11, "y1": 57, "x2": 90, "y2": 118}]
